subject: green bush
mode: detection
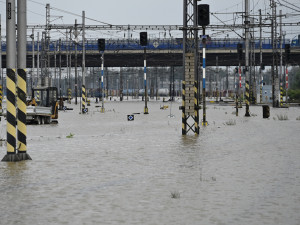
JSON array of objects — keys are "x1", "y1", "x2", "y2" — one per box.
[{"x1": 288, "y1": 89, "x2": 300, "y2": 102}]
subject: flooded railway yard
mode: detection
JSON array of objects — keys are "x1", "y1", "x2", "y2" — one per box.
[{"x1": 1, "y1": 99, "x2": 300, "y2": 225}]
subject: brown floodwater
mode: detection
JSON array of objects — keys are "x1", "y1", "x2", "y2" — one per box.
[{"x1": 1, "y1": 99, "x2": 300, "y2": 225}]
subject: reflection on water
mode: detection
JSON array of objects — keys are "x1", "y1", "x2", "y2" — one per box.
[{"x1": 1, "y1": 100, "x2": 300, "y2": 224}]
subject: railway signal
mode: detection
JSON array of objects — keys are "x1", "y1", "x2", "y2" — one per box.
[
  {"x1": 140, "y1": 32, "x2": 148, "y2": 46},
  {"x1": 98, "y1": 38, "x2": 105, "y2": 112},
  {"x1": 140, "y1": 32, "x2": 149, "y2": 114},
  {"x1": 198, "y1": 4, "x2": 210, "y2": 26},
  {"x1": 98, "y1": 38, "x2": 105, "y2": 52},
  {"x1": 198, "y1": 4, "x2": 210, "y2": 126}
]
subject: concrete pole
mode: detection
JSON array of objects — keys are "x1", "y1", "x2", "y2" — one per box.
[
  {"x1": 59, "y1": 39, "x2": 62, "y2": 100},
  {"x1": 245, "y1": 0, "x2": 250, "y2": 116},
  {"x1": 6, "y1": 0, "x2": 16, "y2": 69},
  {"x1": 46, "y1": 3, "x2": 50, "y2": 71},
  {"x1": 274, "y1": 2, "x2": 280, "y2": 107},
  {"x1": 75, "y1": 19, "x2": 78, "y2": 105},
  {"x1": 31, "y1": 28, "x2": 34, "y2": 92},
  {"x1": 2, "y1": 0, "x2": 19, "y2": 161},
  {"x1": 0, "y1": 14, "x2": 2, "y2": 111},
  {"x1": 252, "y1": 25, "x2": 256, "y2": 104},
  {"x1": 271, "y1": 0, "x2": 275, "y2": 107},
  {"x1": 65, "y1": 29, "x2": 70, "y2": 103},
  {"x1": 69, "y1": 29, "x2": 72, "y2": 103},
  {"x1": 0, "y1": 14, "x2": 2, "y2": 88},
  {"x1": 16, "y1": 0, "x2": 31, "y2": 160},
  {"x1": 66, "y1": 30, "x2": 68, "y2": 87},
  {"x1": 37, "y1": 32, "x2": 40, "y2": 86},
  {"x1": 82, "y1": 11, "x2": 86, "y2": 112},
  {"x1": 216, "y1": 56, "x2": 219, "y2": 102},
  {"x1": 54, "y1": 41, "x2": 57, "y2": 88},
  {"x1": 259, "y1": 9, "x2": 263, "y2": 104},
  {"x1": 279, "y1": 10, "x2": 283, "y2": 99}
]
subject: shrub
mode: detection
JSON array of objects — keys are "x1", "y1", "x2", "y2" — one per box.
[{"x1": 276, "y1": 114, "x2": 288, "y2": 120}]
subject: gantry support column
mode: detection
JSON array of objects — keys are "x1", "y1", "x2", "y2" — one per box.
[{"x1": 180, "y1": 0, "x2": 199, "y2": 135}]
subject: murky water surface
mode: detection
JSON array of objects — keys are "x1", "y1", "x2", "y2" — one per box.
[{"x1": 1, "y1": 99, "x2": 300, "y2": 225}]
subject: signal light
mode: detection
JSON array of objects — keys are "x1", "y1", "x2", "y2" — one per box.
[
  {"x1": 98, "y1": 39, "x2": 105, "y2": 51},
  {"x1": 198, "y1": 4, "x2": 210, "y2": 26},
  {"x1": 140, "y1": 32, "x2": 148, "y2": 46}
]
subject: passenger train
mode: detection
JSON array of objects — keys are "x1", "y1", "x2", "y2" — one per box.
[{"x1": 1, "y1": 38, "x2": 299, "y2": 52}]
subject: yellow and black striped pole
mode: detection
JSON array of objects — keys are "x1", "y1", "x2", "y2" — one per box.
[
  {"x1": 249, "y1": 82, "x2": 253, "y2": 104},
  {"x1": 194, "y1": 81, "x2": 199, "y2": 135},
  {"x1": 280, "y1": 86, "x2": 283, "y2": 107},
  {"x1": 260, "y1": 82, "x2": 263, "y2": 104},
  {"x1": 17, "y1": 69, "x2": 31, "y2": 160},
  {"x1": 82, "y1": 85, "x2": 86, "y2": 113},
  {"x1": 2, "y1": 69, "x2": 20, "y2": 162},
  {"x1": 245, "y1": 81, "x2": 250, "y2": 117},
  {"x1": 36, "y1": 88, "x2": 40, "y2": 104},
  {"x1": 68, "y1": 88, "x2": 71, "y2": 104},
  {"x1": 0, "y1": 85, "x2": 2, "y2": 114},
  {"x1": 285, "y1": 67, "x2": 289, "y2": 105},
  {"x1": 182, "y1": 81, "x2": 186, "y2": 135},
  {"x1": 2, "y1": 0, "x2": 20, "y2": 161},
  {"x1": 16, "y1": 0, "x2": 30, "y2": 160}
]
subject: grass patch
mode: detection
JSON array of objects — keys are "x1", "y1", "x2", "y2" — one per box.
[
  {"x1": 66, "y1": 133, "x2": 74, "y2": 138},
  {"x1": 225, "y1": 119, "x2": 236, "y2": 125},
  {"x1": 170, "y1": 191, "x2": 181, "y2": 199},
  {"x1": 296, "y1": 116, "x2": 300, "y2": 120},
  {"x1": 276, "y1": 114, "x2": 288, "y2": 120}
]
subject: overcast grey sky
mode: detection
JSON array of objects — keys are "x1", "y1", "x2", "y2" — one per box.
[{"x1": 0, "y1": 0, "x2": 299, "y2": 39}]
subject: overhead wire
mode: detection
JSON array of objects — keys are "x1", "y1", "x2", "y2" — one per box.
[
  {"x1": 28, "y1": 0, "x2": 112, "y2": 26},
  {"x1": 277, "y1": 0, "x2": 300, "y2": 13},
  {"x1": 281, "y1": 0, "x2": 300, "y2": 10},
  {"x1": 1, "y1": 0, "x2": 299, "y2": 40}
]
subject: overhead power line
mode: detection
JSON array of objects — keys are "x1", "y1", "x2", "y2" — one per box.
[
  {"x1": 28, "y1": 0, "x2": 112, "y2": 26},
  {"x1": 281, "y1": 0, "x2": 300, "y2": 10},
  {"x1": 277, "y1": 0, "x2": 300, "y2": 13}
]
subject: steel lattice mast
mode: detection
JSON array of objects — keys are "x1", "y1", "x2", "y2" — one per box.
[{"x1": 181, "y1": 0, "x2": 199, "y2": 135}]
